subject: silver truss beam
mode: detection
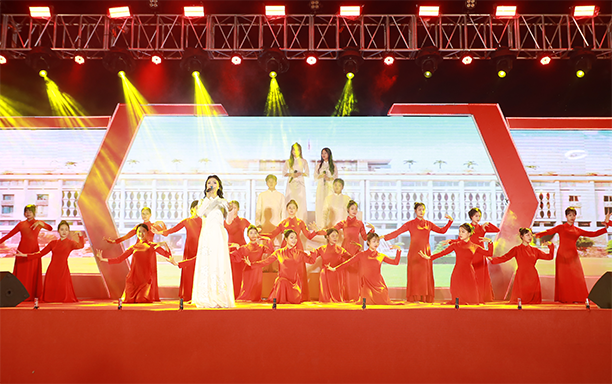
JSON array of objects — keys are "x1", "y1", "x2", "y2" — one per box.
[{"x1": 1, "y1": 13, "x2": 610, "y2": 60}]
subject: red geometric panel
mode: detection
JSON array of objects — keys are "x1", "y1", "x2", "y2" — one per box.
[{"x1": 77, "y1": 104, "x2": 228, "y2": 298}]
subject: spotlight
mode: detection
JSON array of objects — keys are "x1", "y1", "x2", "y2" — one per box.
[
  {"x1": 460, "y1": 52, "x2": 474, "y2": 65},
  {"x1": 346, "y1": 72, "x2": 354, "y2": 79},
  {"x1": 537, "y1": 53, "x2": 552, "y2": 66},
  {"x1": 108, "y1": 6, "x2": 131, "y2": 19},
  {"x1": 39, "y1": 70, "x2": 47, "y2": 78},
  {"x1": 180, "y1": 48, "x2": 208, "y2": 73},
  {"x1": 340, "y1": 6, "x2": 361, "y2": 17},
  {"x1": 265, "y1": 5, "x2": 286, "y2": 17},
  {"x1": 258, "y1": 48, "x2": 289, "y2": 76},
  {"x1": 492, "y1": 47, "x2": 515, "y2": 78},
  {"x1": 495, "y1": 6, "x2": 517, "y2": 19},
  {"x1": 571, "y1": 47, "x2": 595, "y2": 78},
  {"x1": 103, "y1": 48, "x2": 136, "y2": 74},
  {"x1": 184, "y1": 6, "x2": 205, "y2": 18},
  {"x1": 309, "y1": 1, "x2": 320, "y2": 13},
  {"x1": 29, "y1": 6, "x2": 52, "y2": 19},
  {"x1": 230, "y1": 53, "x2": 242, "y2": 65},
  {"x1": 74, "y1": 55, "x2": 85, "y2": 65},
  {"x1": 419, "y1": 6, "x2": 440, "y2": 18},
  {"x1": 465, "y1": 0, "x2": 477, "y2": 11},
  {"x1": 306, "y1": 53, "x2": 318, "y2": 65},
  {"x1": 338, "y1": 48, "x2": 363, "y2": 76},
  {"x1": 118, "y1": 71, "x2": 126, "y2": 78},
  {"x1": 383, "y1": 53, "x2": 395, "y2": 66},
  {"x1": 269, "y1": 71, "x2": 277, "y2": 78},
  {"x1": 573, "y1": 5, "x2": 599, "y2": 19},
  {"x1": 152, "y1": 55, "x2": 162, "y2": 65},
  {"x1": 0, "y1": 55, "x2": 6, "y2": 65},
  {"x1": 192, "y1": 71, "x2": 200, "y2": 78},
  {"x1": 26, "y1": 47, "x2": 59, "y2": 72},
  {"x1": 149, "y1": 0, "x2": 158, "y2": 9},
  {"x1": 416, "y1": 46, "x2": 442, "y2": 78}
]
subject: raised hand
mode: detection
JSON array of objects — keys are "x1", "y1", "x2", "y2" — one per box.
[
  {"x1": 480, "y1": 237, "x2": 493, "y2": 243},
  {"x1": 325, "y1": 264, "x2": 336, "y2": 272},
  {"x1": 418, "y1": 250, "x2": 431, "y2": 260},
  {"x1": 309, "y1": 222, "x2": 319, "y2": 231},
  {"x1": 104, "y1": 237, "x2": 115, "y2": 244},
  {"x1": 444, "y1": 214, "x2": 453, "y2": 221},
  {"x1": 168, "y1": 256, "x2": 178, "y2": 267},
  {"x1": 605, "y1": 212, "x2": 611, "y2": 224},
  {"x1": 95, "y1": 249, "x2": 108, "y2": 262},
  {"x1": 391, "y1": 244, "x2": 401, "y2": 250},
  {"x1": 243, "y1": 257, "x2": 252, "y2": 267},
  {"x1": 486, "y1": 256, "x2": 493, "y2": 262},
  {"x1": 30, "y1": 221, "x2": 44, "y2": 230},
  {"x1": 366, "y1": 223, "x2": 375, "y2": 230},
  {"x1": 151, "y1": 228, "x2": 162, "y2": 235},
  {"x1": 15, "y1": 250, "x2": 27, "y2": 257},
  {"x1": 439, "y1": 239, "x2": 452, "y2": 246}
]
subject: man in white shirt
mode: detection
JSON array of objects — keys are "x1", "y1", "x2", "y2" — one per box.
[
  {"x1": 255, "y1": 174, "x2": 285, "y2": 234},
  {"x1": 322, "y1": 178, "x2": 352, "y2": 228}
]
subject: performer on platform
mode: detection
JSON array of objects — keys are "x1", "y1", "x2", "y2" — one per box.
[
  {"x1": 16, "y1": 220, "x2": 84, "y2": 303},
  {"x1": 381, "y1": 202, "x2": 453, "y2": 302},
  {"x1": 260, "y1": 200, "x2": 323, "y2": 301},
  {"x1": 152, "y1": 200, "x2": 202, "y2": 302},
  {"x1": 0, "y1": 204, "x2": 52, "y2": 300},
  {"x1": 246, "y1": 230, "x2": 316, "y2": 304},
  {"x1": 334, "y1": 200, "x2": 375, "y2": 301},
  {"x1": 323, "y1": 179, "x2": 352, "y2": 228},
  {"x1": 420, "y1": 223, "x2": 492, "y2": 305},
  {"x1": 192, "y1": 175, "x2": 235, "y2": 308},
  {"x1": 535, "y1": 208, "x2": 611, "y2": 303},
  {"x1": 231, "y1": 225, "x2": 273, "y2": 302},
  {"x1": 96, "y1": 224, "x2": 174, "y2": 303},
  {"x1": 104, "y1": 207, "x2": 166, "y2": 301},
  {"x1": 468, "y1": 207, "x2": 500, "y2": 302},
  {"x1": 225, "y1": 200, "x2": 251, "y2": 298},
  {"x1": 489, "y1": 228, "x2": 554, "y2": 304},
  {"x1": 255, "y1": 174, "x2": 285, "y2": 236},
  {"x1": 314, "y1": 148, "x2": 338, "y2": 228},
  {"x1": 282, "y1": 143, "x2": 309, "y2": 222},
  {"x1": 328, "y1": 233, "x2": 402, "y2": 305},
  {"x1": 308, "y1": 228, "x2": 352, "y2": 303}
]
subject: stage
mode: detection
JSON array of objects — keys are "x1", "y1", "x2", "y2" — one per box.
[{"x1": 1, "y1": 301, "x2": 610, "y2": 383}]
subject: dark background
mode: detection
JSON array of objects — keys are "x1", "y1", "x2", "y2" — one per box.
[{"x1": 1, "y1": 0, "x2": 610, "y2": 117}]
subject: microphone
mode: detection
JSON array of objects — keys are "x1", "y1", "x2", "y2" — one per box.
[
  {"x1": 205, "y1": 187, "x2": 213, "y2": 193},
  {"x1": 272, "y1": 298, "x2": 277, "y2": 309},
  {"x1": 455, "y1": 297, "x2": 459, "y2": 309},
  {"x1": 518, "y1": 298, "x2": 522, "y2": 310}
]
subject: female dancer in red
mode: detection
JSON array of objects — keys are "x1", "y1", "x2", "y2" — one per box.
[
  {"x1": 96, "y1": 224, "x2": 174, "y2": 303},
  {"x1": 535, "y1": 208, "x2": 611, "y2": 303},
  {"x1": 16, "y1": 220, "x2": 84, "y2": 302},
  {"x1": 230, "y1": 225, "x2": 273, "y2": 302},
  {"x1": 334, "y1": 200, "x2": 375, "y2": 301},
  {"x1": 309, "y1": 228, "x2": 352, "y2": 303},
  {"x1": 225, "y1": 200, "x2": 251, "y2": 298},
  {"x1": 420, "y1": 223, "x2": 493, "y2": 305},
  {"x1": 381, "y1": 202, "x2": 453, "y2": 302},
  {"x1": 246, "y1": 230, "x2": 316, "y2": 304},
  {"x1": 153, "y1": 200, "x2": 202, "y2": 302},
  {"x1": 328, "y1": 233, "x2": 401, "y2": 305},
  {"x1": 489, "y1": 228, "x2": 554, "y2": 304},
  {"x1": 261, "y1": 200, "x2": 323, "y2": 301},
  {"x1": 468, "y1": 207, "x2": 500, "y2": 302},
  {"x1": 0, "y1": 204, "x2": 52, "y2": 300}
]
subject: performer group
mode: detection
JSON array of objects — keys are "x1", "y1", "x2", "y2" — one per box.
[{"x1": 1, "y1": 143, "x2": 610, "y2": 308}]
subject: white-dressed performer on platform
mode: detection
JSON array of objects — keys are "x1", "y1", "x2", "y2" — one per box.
[
  {"x1": 192, "y1": 175, "x2": 235, "y2": 308},
  {"x1": 282, "y1": 142, "x2": 309, "y2": 222}
]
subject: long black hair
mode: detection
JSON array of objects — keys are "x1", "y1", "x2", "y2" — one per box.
[
  {"x1": 205, "y1": 175, "x2": 224, "y2": 198},
  {"x1": 318, "y1": 147, "x2": 335, "y2": 176},
  {"x1": 288, "y1": 142, "x2": 303, "y2": 169}
]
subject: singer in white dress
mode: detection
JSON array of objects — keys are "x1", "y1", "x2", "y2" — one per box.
[
  {"x1": 282, "y1": 143, "x2": 309, "y2": 222},
  {"x1": 192, "y1": 175, "x2": 235, "y2": 308},
  {"x1": 314, "y1": 148, "x2": 338, "y2": 228}
]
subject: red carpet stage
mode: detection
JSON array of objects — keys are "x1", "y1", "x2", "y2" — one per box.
[{"x1": 1, "y1": 301, "x2": 610, "y2": 383}]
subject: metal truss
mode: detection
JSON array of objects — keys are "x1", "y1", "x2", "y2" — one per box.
[{"x1": 1, "y1": 13, "x2": 611, "y2": 60}]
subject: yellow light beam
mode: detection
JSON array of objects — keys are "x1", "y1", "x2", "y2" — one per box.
[
  {"x1": 43, "y1": 76, "x2": 90, "y2": 128},
  {"x1": 332, "y1": 78, "x2": 358, "y2": 117},
  {"x1": 265, "y1": 77, "x2": 290, "y2": 117}
]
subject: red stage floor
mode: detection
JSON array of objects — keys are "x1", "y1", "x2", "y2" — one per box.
[{"x1": 1, "y1": 300, "x2": 610, "y2": 383}]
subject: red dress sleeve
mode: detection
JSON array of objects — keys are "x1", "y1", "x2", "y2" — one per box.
[
  {"x1": 576, "y1": 227, "x2": 608, "y2": 237},
  {"x1": 430, "y1": 219, "x2": 453, "y2": 234},
  {"x1": 334, "y1": 221, "x2": 345, "y2": 231},
  {"x1": 112, "y1": 227, "x2": 137, "y2": 243},
  {"x1": 73, "y1": 234, "x2": 85, "y2": 250},
  {"x1": 0, "y1": 223, "x2": 21, "y2": 244},
  {"x1": 483, "y1": 223, "x2": 501, "y2": 233},
  {"x1": 299, "y1": 220, "x2": 322, "y2": 240},
  {"x1": 162, "y1": 220, "x2": 187, "y2": 236},
  {"x1": 26, "y1": 241, "x2": 55, "y2": 260},
  {"x1": 384, "y1": 222, "x2": 411, "y2": 241},
  {"x1": 335, "y1": 252, "x2": 363, "y2": 271},
  {"x1": 490, "y1": 246, "x2": 518, "y2": 264},
  {"x1": 261, "y1": 220, "x2": 285, "y2": 238},
  {"x1": 534, "y1": 243, "x2": 555, "y2": 260},
  {"x1": 153, "y1": 243, "x2": 171, "y2": 258},
  {"x1": 535, "y1": 225, "x2": 560, "y2": 238},
  {"x1": 230, "y1": 246, "x2": 245, "y2": 263},
  {"x1": 382, "y1": 249, "x2": 402, "y2": 265},
  {"x1": 430, "y1": 244, "x2": 455, "y2": 261},
  {"x1": 108, "y1": 247, "x2": 136, "y2": 264},
  {"x1": 252, "y1": 249, "x2": 279, "y2": 268}
]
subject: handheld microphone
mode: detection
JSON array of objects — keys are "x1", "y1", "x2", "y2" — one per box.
[
  {"x1": 118, "y1": 298, "x2": 122, "y2": 310},
  {"x1": 272, "y1": 298, "x2": 277, "y2": 309},
  {"x1": 34, "y1": 297, "x2": 39, "y2": 309},
  {"x1": 205, "y1": 187, "x2": 213, "y2": 193},
  {"x1": 179, "y1": 298, "x2": 184, "y2": 310},
  {"x1": 362, "y1": 298, "x2": 366, "y2": 309},
  {"x1": 454, "y1": 297, "x2": 459, "y2": 309},
  {"x1": 518, "y1": 298, "x2": 522, "y2": 310},
  {"x1": 586, "y1": 298, "x2": 590, "y2": 309}
]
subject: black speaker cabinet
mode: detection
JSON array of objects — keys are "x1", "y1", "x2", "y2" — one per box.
[
  {"x1": 0, "y1": 271, "x2": 30, "y2": 307},
  {"x1": 588, "y1": 271, "x2": 612, "y2": 309}
]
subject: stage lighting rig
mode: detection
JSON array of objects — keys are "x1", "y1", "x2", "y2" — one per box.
[
  {"x1": 25, "y1": 47, "x2": 59, "y2": 72},
  {"x1": 492, "y1": 47, "x2": 516, "y2": 78},
  {"x1": 180, "y1": 48, "x2": 208, "y2": 73},
  {"x1": 0, "y1": 55, "x2": 7, "y2": 65},
  {"x1": 29, "y1": 6, "x2": 52, "y2": 19},
  {"x1": 338, "y1": 48, "x2": 363, "y2": 77},
  {"x1": 416, "y1": 46, "x2": 442, "y2": 78},
  {"x1": 465, "y1": 0, "x2": 477, "y2": 11},
  {"x1": 103, "y1": 48, "x2": 136, "y2": 74},
  {"x1": 460, "y1": 52, "x2": 474, "y2": 65},
  {"x1": 74, "y1": 55, "x2": 85, "y2": 65},
  {"x1": 571, "y1": 47, "x2": 595, "y2": 78},
  {"x1": 258, "y1": 48, "x2": 289, "y2": 76},
  {"x1": 573, "y1": 5, "x2": 599, "y2": 19},
  {"x1": 231, "y1": 53, "x2": 243, "y2": 65},
  {"x1": 306, "y1": 53, "x2": 318, "y2": 65},
  {"x1": 149, "y1": 0, "x2": 159, "y2": 9},
  {"x1": 151, "y1": 54, "x2": 162, "y2": 65},
  {"x1": 383, "y1": 52, "x2": 395, "y2": 66},
  {"x1": 184, "y1": 6, "x2": 205, "y2": 18},
  {"x1": 309, "y1": 1, "x2": 320, "y2": 13},
  {"x1": 108, "y1": 6, "x2": 131, "y2": 19},
  {"x1": 537, "y1": 53, "x2": 552, "y2": 66},
  {"x1": 495, "y1": 6, "x2": 517, "y2": 19}
]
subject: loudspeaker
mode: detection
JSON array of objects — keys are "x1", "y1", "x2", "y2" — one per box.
[
  {"x1": 588, "y1": 271, "x2": 612, "y2": 309},
  {"x1": 0, "y1": 271, "x2": 30, "y2": 307}
]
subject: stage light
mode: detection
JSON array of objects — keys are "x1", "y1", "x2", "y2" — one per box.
[
  {"x1": 495, "y1": 6, "x2": 517, "y2": 19},
  {"x1": 265, "y1": 5, "x2": 285, "y2": 17},
  {"x1": 340, "y1": 6, "x2": 361, "y2": 17},
  {"x1": 152, "y1": 55, "x2": 162, "y2": 65},
  {"x1": 460, "y1": 52, "x2": 474, "y2": 65},
  {"x1": 192, "y1": 71, "x2": 199, "y2": 77},
  {"x1": 118, "y1": 71, "x2": 126, "y2": 77},
  {"x1": 74, "y1": 55, "x2": 85, "y2": 65},
  {"x1": 571, "y1": 47, "x2": 595, "y2": 78},
  {"x1": 419, "y1": 6, "x2": 440, "y2": 17},
  {"x1": 306, "y1": 54, "x2": 318, "y2": 65},
  {"x1": 465, "y1": 0, "x2": 477, "y2": 11},
  {"x1": 383, "y1": 53, "x2": 395, "y2": 66},
  {"x1": 29, "y1": 6, "x2": 51, "y2": 19},
  {"x1": 573, "y1": 5, "x2": 598, "y2": 18},
  {"x1": 39, "y1": 70, "x2": 47, "y2": 78},
  {"x1": 231, "y1": 53, "x2": 242, "y2": 65},
  {"x1": 26, "y1": 47, "x2": 59, "y2": 72},
  {"x1": 258, "y1": 48, "x2": 289, "y2": 76},
  {"x1": 338, "y1": 48, "x2": 363, "y2": 77},
  {"x1": 184, "y1": 6, "x2": 205, "y2": 18},
  {"x1": 269, "y1": 71, "x2": 277, "y2": 78},
  {"x1": 538, "y1": 53, "x2": 551, "y2": 66},
  {"x1": 108, "y1": 6, "x2": 131, "y2": 19},
  {"x1": 416, "y1": 46, "x2": 442, "y2": 78},
  {"x1": 103, "y1": 49, "x2": 136, "y2": 74},
  {"x1": 346, "y1": 72, "x2": 354, "y2": 79},
  {"x1": 492, "y1": 48, "x2": 515, "y2": 78},
  {"x1": 0, "y1": 55, "x2": 6, "y2": 65},
  {"x1": 181, "y1": 48, "x2": 208, "y2": 73}
]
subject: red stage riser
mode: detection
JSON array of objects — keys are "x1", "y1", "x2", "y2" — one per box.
[{"x1": 1, "y1": 308, "x2": 610, "y2": 383}]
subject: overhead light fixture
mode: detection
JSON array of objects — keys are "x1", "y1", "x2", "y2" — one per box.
[
  {"x1": 416, "y1": 46, "x2": 442, "y2": 78},
  {"x1": 74, "y1": 55, "x2": 85, "y2": 65},
  {"x1": 460, "y1": 52, "x2": 474, "y2": 65},
  {"x1": 25, "y1": 47, "x2": 59, "y2": 72},
  {"x1": 265, "y1": 5, "x2": 286, "y2": 17},
  {"x1": 383, "y1": 52, "x2": 395, "y2": 66},
  {"x1": 29, "y1": 6, "x2": 52, "y2": 19},
  {"x1": 340, "y1": 6, "x2": 361, "y2": 17},
  {"x1": 465, "y1": 0, "x2": 477, "y2": 11},
  {"x1": 258, "y1": 48, "x2": 289, "y2": 76},
  {"x1": 419, "y1": 6, "x2": 440, "y2": 18},
  {"x1": 306, "y1": 53, "x2": 318, "y2": 65},
  {"x1": 338, "y1": 47, "x2": 363, "y2": 78},
  {"x1": 571, "y1": 46, "x2": 595, "y2": 78},
  {"x1": 495, "y1": 6, "x2": 517, "y2": 19},
  {"x1": 151, "y1": 54, "x2": 162, "y2": 65},
  {"x1": 0, "y1": 55, "x2": 7, "y2": 65},
  {"x1": 180, "y1": 48, "x2": 208, "y2": 73},
  {"x1": 231, "y1": 53, "x2": 243, "y2": 65},
  {"x1": 108, "y1": 6, "x2": 131, "y2": 19},
  {"x1": 573, "y1": 5, "x2": 599, "y2": 19},
  {"x1": 492, "y1": 47, "x2": 516, "y2": 78},
  {"x1": 537, "y1": 53, "x2": 552, "y2": 66},
  {"x1": 184, "y1": 6, "x2": 205, "y2": 18},
  {"x1": 103, "y1": 48, "x2": 136, "y2": 73}
]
